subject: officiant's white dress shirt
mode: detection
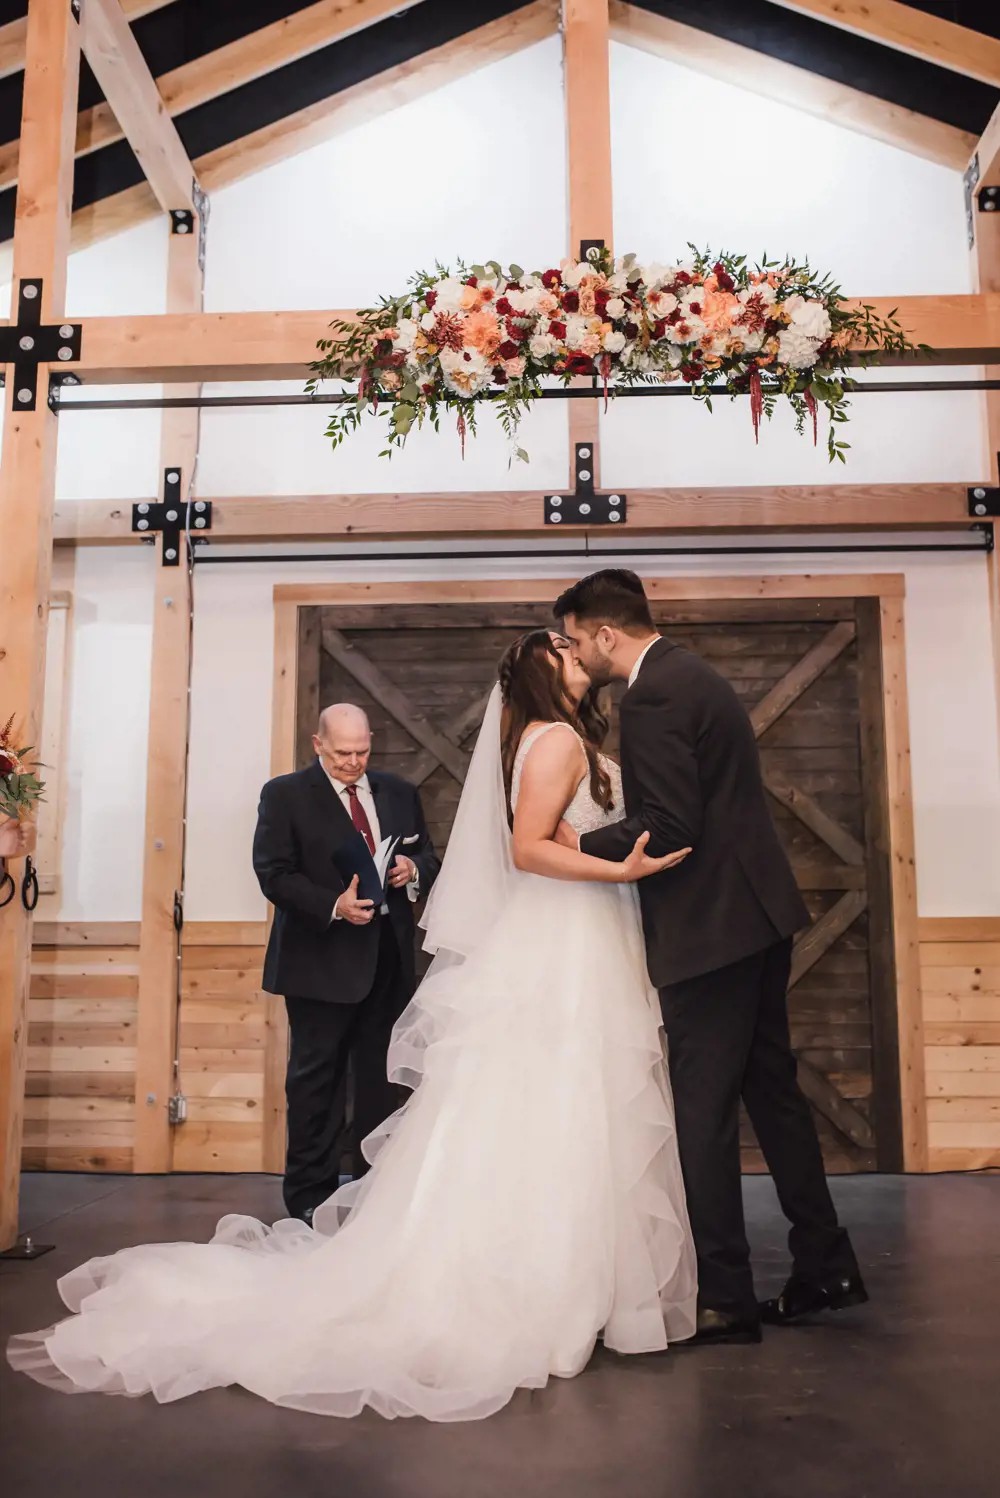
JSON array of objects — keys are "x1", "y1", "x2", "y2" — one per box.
[{"x1": 320, "y1": 761, "x2": 418, "y2": 920}]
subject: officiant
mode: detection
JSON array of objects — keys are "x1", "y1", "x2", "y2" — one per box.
[{"x1": 253, "y1": 702, "x2": 440, "y2": 1224}]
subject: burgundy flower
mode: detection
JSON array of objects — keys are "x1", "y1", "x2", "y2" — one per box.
[
  {"x1": 561, "y1": 353, "x2": 595, "y2": 376},
  {"x1": 675, "y1": 271, "x2": 691, "y2": 286},
  {"x1": 713, "y1": 263, "x2": 735, "y2": 292},
  {"x1": 421, "y1": 382, "x2": 435, "y2": 395},
  {"x1": 562, "y1": 290, "x2": 580, "y2": 313},
  {"x1": 495, "y1": 296, "x2": 513, "y2": 316},
  {"x1": 0, "y1": 750, "x2": 17, "y2": 777},
  {"x1": 624, "y1": 321, "x2": 639, "y2": 339},
  {"x1": 425, "y1": 290, "x2": 437, "y2": 309},
  {"x1": 688, "y1": 302, "x2": 702, "y2": 316},
  {"x1": 465, "y1": 275, "x2": 478, "y2": 287},
  {"x1": 432, "y1": 312, "x2": 465, "y2": 351},
  {"x1": 493, "y1": 367, "x2": 508, "y2": 384},
  {"x1": 680, "y1": 362, "x2": 704, "y2": 383},
  {"x1": 666, "y1": 308, "x2": 681, "y2": 326},
  {"x1": 541, "y1": 269, "x2": 562, "y2": 289},
  {"x1": 498, "y1": 339, "x2": 520, "y2": 361},
  {"x1": 549, "y1": 320, "x2": 567, "y2": 340},
  {"x1": 505, "y1": 321, "x2": 529, "y2": 343}
]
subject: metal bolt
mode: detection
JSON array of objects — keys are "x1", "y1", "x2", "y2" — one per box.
[
  {"x1": 578, "y1": 447, "x2": 591, "y2": 459},
  {"x1": 59, "y1": 324, "x2": 74, "y2": 339},
  {"x1": 550, "y1": 495, "x2": 562, "y2": 507},
  {"x1": 578, "y1": 469, "x2": 591, "y2": 482},
  {"x1": 551, "y1": 514, "x2": 562, "y2": 524},
  {"x1": 22, "y1": 284, "x2": 38, "y2": 300},
  {"x1": 165, "y1": 509, "x2": 178, "y2": 522},
  {"x1": 974, "y1": 503, "x2": 988, "y2": 516},
  {"x1": 17, "y1": 388, "x2": 32, "y2": 403},
  {"x1": 194, "y1": 501, "x2": 206, "y2": 513},
  {"x1": 18, "y1": 335, "x2": 34, "y2": 351},
  {"x1": 167, "y1": 471, "x2": 180, "y2": 484},
  {"x1": 579, "y1": 503, "x2": 592, "y2": 515},
  {"x1": 985, "y1": 200, "x2": 998, "y2": 212},
  {"x1": 609, "y1": 512, "x2": 621, "y2": 523},
  {"x1": 194, "y1": 517, "x2": 207, "y2": 528},
  {"x1": 137, "y1": 518, "x2": 150, "y2": 530},
  {"x1": 23, "y1": 1236, "x2": 33, "y2": 1252},
  {"x1": 164, "y1": 547, "x2": 178, "y2": 561},
  {"x1": 57, "y1": 346, "x2": 74, "y2": 360},
  {"x1": 176, "y1": 221, "x2": 190, "y2": 234},
  {"x1": 609, "y1": 494, "x2": 621, "y2": 503},
  {"x1": 138, "y1": 502, "x2": 150, "y2": 514},
  {"x1": 973, "y1": 487, "x2": 987, "y2": 499},
  {"x1": 146, "y1": 1093, "x2": 157, "y2": 1106}
]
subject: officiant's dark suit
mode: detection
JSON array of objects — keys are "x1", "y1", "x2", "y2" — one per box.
[
  {"x1": 253, "y1": 741, "x2": 439, "y2": 1222},
  {"x1": 575, "y1": 630, "x2": 860, "y2": 1327}
]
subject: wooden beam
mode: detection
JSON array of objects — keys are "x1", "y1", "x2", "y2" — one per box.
[
  {"x1": 879, "y1": 593, "x2": 926, "y2": 1170},
  {"x1": 0, "y1": 0, "x2": 171, "y2": 82},
  {"x1": 51, "y1": 482, "x2": 974, "y2": 545},
  {"x1": 561, "y1": 0, "x2": 612, "y2": 483},
  {"x1": 0, "y1": 0, "x2": 81, "y2": 1251},
  {"x1": 0, "y1": 0, "x2": 427, "y2": 192},
  {"x1": 0, "y1": 0, "x2": 559, "y2": 276},
  {"x1": 765, "y1": 1, "x2": 1000, "y2": 90},
  {"x1": 132, "y1": 227, "x2": 204, "y2": 1174},
  {"x1": 78, "y1": 0, "x2": 199, "y2": 214},
  {"x1": 54, "y1": 294, "x2": 1000, "y2": 385},
  {"x1": 610, "y1": 2, "x2": 976, "y2": 171}
]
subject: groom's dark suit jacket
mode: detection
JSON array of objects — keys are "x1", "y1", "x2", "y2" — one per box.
[
  {"x1": 253, "y1": 761, "x2": 440, "y2": 1005},
  {"x1": 580, "y1": 638, "x2": 808, "y2": 988}
]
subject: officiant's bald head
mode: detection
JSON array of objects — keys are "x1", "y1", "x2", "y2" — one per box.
[{"x1": 314, "y1": 703, "x2": 372, "y2": 785}]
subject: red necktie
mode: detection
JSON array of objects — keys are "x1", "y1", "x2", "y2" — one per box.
[{"x1": 346, "y1": 784, "x2": 376, "y2": 856}]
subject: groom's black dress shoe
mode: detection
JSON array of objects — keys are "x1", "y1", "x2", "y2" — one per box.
[
  {"x1": 679, "y1": 1308, "x2": 763, "y2": 1346},
  {"x1": 759, "y1": 1271, "x2": 868, "y2": 1325}
]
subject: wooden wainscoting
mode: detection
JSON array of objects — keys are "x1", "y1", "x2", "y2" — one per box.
[
  {"x1": 921, "y1": 917, "x2": 1000, "y2": 1171},
  {"x1": 25, "y1": 923, "x2": 140, "y2": 1172},
  {"x1": 26, "y1": 921, "x2": 269, "y2": 1174},
  {"x1": 174, "y1": 923, "x2": 268, "y2": 1173}
]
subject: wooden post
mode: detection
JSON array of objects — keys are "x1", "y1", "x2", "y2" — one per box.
[
  {"x1": 0, "y1": 0, "x2": 81, "y2": 1249},
  {"x1": 132, "y1": 223, "x2": 205, "y2": 1172},
  {"x1": 969, "y1": 108, "x2": 1000, "y2": 745},
  {"x1": 561, "y1": 0, "x2": 613, "y2": 485}
]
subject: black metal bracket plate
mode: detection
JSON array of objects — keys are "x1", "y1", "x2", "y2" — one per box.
[
  {"x1": 133, "y1": 470, "x2": 212, "y2": 566},
  {"x1": 969, "y1": 482, "x2": 999, "y2": 519},
  {"x1": 545, "y1": 443, "x2": 626, "y2": 526},
  {"x1": 0, "y1": 280, "x2": 81, "y2": 411}
]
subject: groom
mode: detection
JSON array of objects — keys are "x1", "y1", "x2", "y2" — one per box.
[{"x1": 554, "y1": 569, "x2": 865, "y2": 1344}]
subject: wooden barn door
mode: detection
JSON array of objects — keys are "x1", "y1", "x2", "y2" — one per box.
[{"x1": 292, "y1": 594, "x2": 901, "y2": 1174}]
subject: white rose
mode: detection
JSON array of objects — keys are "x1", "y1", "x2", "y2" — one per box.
[
  {"x1": 395, "y1": 319, "x2": 418, "y2": 351},
  {"x1": 438, "y1": 346, "x2": 491, "y2": 395},
  {"x1": 431, "y1": 277, "x2": 465, "y2": 313},
  {"x1": 602, "y1": 329, "x2": 626, "y2": 353},
  {"x1": 777, "y1": 328, "x2": 821, "y2": 370},
  {"x1": 561, "y1": 260, "x2": 588, "y2": 288},
  {"x1": 607, "y1": 271, "x2": 629, "y2": 292},
  {"x1": 420, "y1": 310, "x2": 437, "y2": 330},
  {"x1": 605, "y1": 297, "x2": 626, "y2": 320},
  {"x1": 529, "y1": 333, "x2": 557, "y2": 359},
  {"x1": 788, "y1": 296, "x2": 832, "y2": 341},
  {"x1": 564, "y1": 315, "x2": 589, "y2": 349},
  {"x1": 507, "y1": 288, "x2": 543, "y2": 315}
]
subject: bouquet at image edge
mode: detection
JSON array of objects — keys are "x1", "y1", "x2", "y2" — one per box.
[
  {"x1": 0, "y1": 715, "x2": 45, "y2": 823},
  {"x1": 308, "y1": 244, "x2": 924, "y2": 464}
]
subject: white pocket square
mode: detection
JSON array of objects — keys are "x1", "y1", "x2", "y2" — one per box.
[{"x1": 401, "y1": 835, "x2": 420, "y2": 846}]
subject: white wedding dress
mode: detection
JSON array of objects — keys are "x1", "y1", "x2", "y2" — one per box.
[{"x1": 9, "y1": 693, "x2": 697, "y2": 1421}]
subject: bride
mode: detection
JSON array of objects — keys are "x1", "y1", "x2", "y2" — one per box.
[{"x1": 9, "y1": 629, "x2": 698, "y2": 1421}]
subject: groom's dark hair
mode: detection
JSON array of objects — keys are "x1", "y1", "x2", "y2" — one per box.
[{"x1": 553, "y1": 569, "x2": 654, "y2": 635}]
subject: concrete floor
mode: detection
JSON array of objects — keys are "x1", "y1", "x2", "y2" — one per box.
[{"x1": 1, "y1": 1172, "x2": 997, "y2": 1498}]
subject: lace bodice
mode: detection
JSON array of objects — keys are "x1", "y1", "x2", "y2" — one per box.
[{"x1": 511, "y1": 722, "x2": 623, "y2": 835}]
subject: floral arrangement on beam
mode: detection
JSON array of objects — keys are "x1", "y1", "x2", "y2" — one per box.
[
  {"x1": 0, "y1": 715, "x2": 45, "y2": 823},
  {"x1": 309, "y1": 245, "x2": 922, "y2": 464}
]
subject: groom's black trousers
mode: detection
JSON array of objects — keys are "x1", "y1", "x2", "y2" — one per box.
[{"x1": 659, "y1": 937, "x2": 859, "y2": 1318}]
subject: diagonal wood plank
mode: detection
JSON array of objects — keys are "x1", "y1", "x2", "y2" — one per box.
[
  {"x1": 796, "y1": 1057, "x2": 876, "y2": 1150},
  {"x1": 321, "y1": 625, "x2": 470, "y2": 781},
  {"x1": 765, "y1": 768, "x2": 866, "y2": 866},
  {"x1": 409, "y1": 687, "x2": 493, "y2": 788},
  {"x1": 751, "y1": 620, "x2": 856, "y2": 739},
  {"x1": 789, "y1": 889, "x2": 869, "y2": 987}
]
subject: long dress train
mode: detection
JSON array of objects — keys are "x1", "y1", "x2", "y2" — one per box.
[{"x1": 9, "y1": 710, "x2": 697, "y2": 1421}]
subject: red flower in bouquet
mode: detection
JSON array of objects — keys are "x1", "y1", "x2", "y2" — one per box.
[
  {"x1": 549, "y1": 320, "x2": 567, "y2": 340},
  {"x1": 0, "y1": 748, "x2": 18, "y2": 777},
  {"x1": 541, "y1": 269, "x2": 562, "y2": 289},
  {"x1": 562, "y1": 290, "x2": 580, "y2": 313},
  {"x1": 498, "y1": 339, "x2": 520, "y2": 361}
]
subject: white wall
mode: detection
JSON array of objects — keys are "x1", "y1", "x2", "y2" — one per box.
[{"x1": 2, "y1": 35, "x2": 997, "y2": 919}]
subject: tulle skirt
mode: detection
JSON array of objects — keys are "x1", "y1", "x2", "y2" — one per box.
[{"x1": 8, "y1": 875, "x2": 697, "y2": 1421}]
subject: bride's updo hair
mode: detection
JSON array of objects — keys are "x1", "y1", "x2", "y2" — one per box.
[{"x1": 498, "y1": 629, "x2": 612, "y2": 825}]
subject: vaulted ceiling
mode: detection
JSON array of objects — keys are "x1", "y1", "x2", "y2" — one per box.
[{"x1": 1, "y1": 0, "x2": 997, "y2": 245}]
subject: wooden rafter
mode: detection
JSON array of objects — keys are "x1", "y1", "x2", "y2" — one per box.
[
  {"x1": 78, "y1": 0, "x2": 199, "y2": 214},
  {"x1": 0, "y1": 0, "x2": 171, "y2": 82},
  {"x1": 0, "y1": 0, "x2": 427, "y2": 193},
  {"x1": 609, "y1": 1, "x2": 977, "y2": 170},
  {"x1": 0, "y1": 0, "x2": 558, "y2": 275},
  {"x1": 51, "y1": 481, "x2": 974, "y2": 545},
  {"x1": 765, "y1": 1, "x2": 1000, "y2": 90}
]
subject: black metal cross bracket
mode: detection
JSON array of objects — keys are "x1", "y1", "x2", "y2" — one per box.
[
  {"x1": 0, "y1": 279, "x2": 81, "y2": 411},
  {"x1": 969, "y1": 478, "x2": 999, "y2": 519},
  {"x1": 132, "y1": 469, "x2": 212, "y2": 566},
  {"x1": 545, "y1": 444, "x2": 626, "y2": 527}
]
